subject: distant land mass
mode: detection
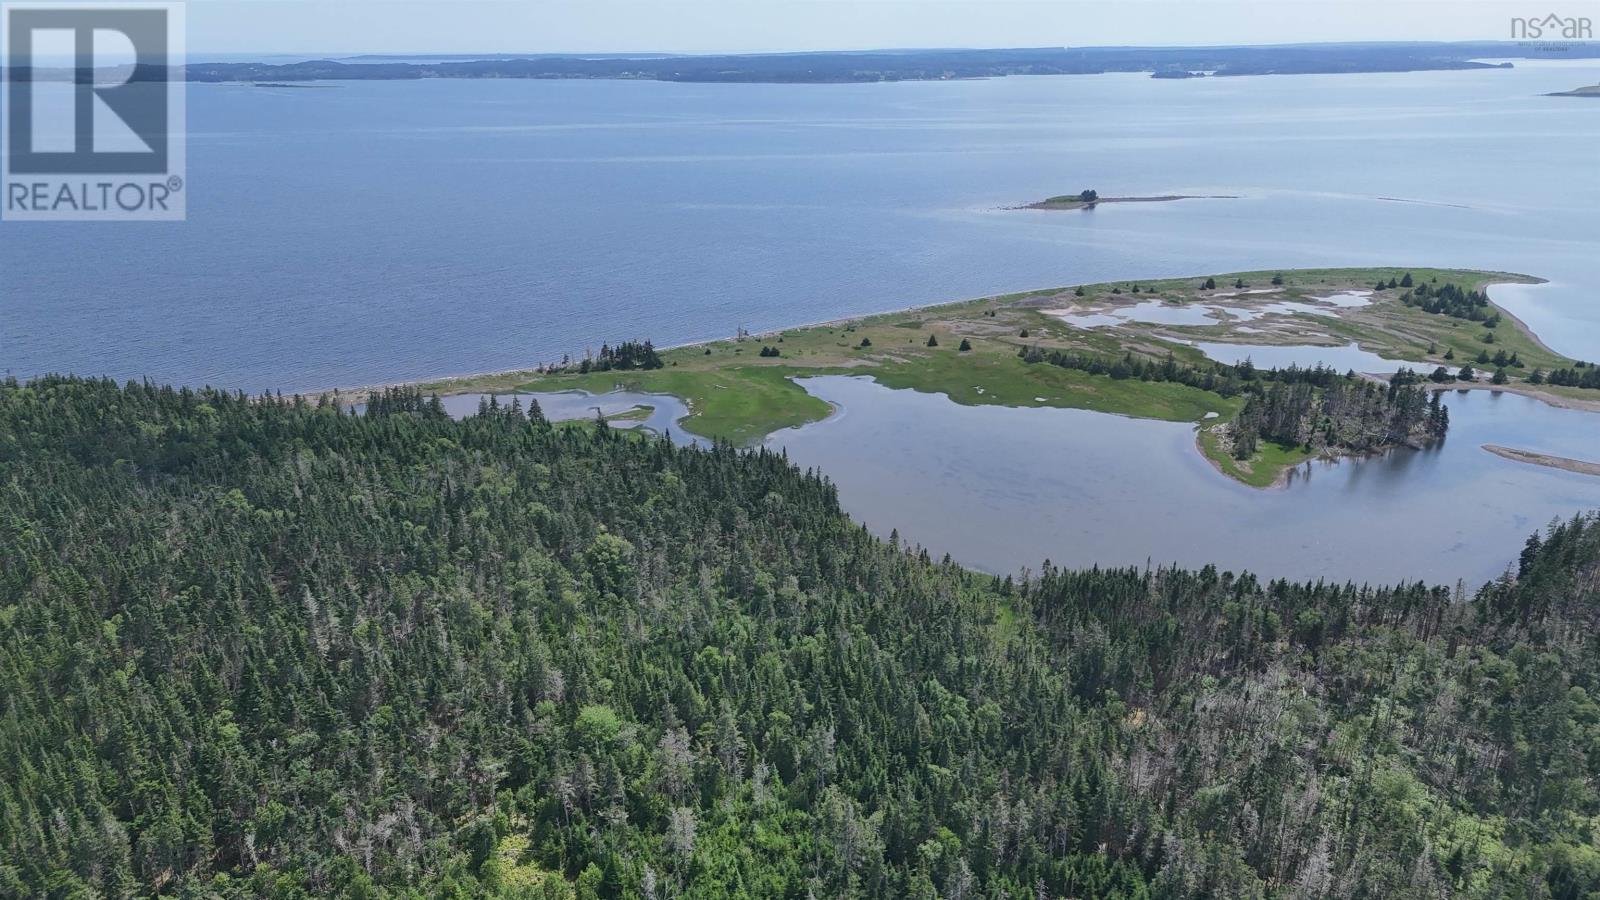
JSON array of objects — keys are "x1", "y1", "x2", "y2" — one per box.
[
  {"x1": 1547, "y1": 84, "x2": 1600, "y2": 97},
  {"x1": 179, "y1": 42, "x2": 1600, "y2": 84}
]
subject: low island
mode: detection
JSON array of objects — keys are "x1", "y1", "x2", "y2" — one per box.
[
  {"x1": 1022, "y1": 189, "x2": 1236, "y2": 210},
  {"x1": 373, "y1": 267, "x2": 1600, "y2": 490},
  {"x1": 1547, "y1": 85, "x2": 1600, "y2": 97}
]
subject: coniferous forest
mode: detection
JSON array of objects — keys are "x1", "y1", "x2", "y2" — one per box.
[
  {"x1": 4, "y1": 377, "x2": 1600, "y2": 899},
  {"x1": 1229, "y1": 378, "x2": 1447, "y2": 459},
  {"x1": 1018, "y1": 348, "x2": 1448, "y2": 460}
]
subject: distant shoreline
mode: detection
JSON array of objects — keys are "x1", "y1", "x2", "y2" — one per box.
[{"x1": 174, "y1": 43, "x2": 1599, "y2": 85}]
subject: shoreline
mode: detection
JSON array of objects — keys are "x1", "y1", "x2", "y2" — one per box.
[
  {"x1": 1483, "y1": 282, "x2": 1563, "y2": 361},
  {"x1": 317, "y1": 293, "x2": 1035, "y2": 401},
  {"x1": 1423, "y1": 382, "x2": 1600, "y2": 414},
  {"x1": 321, "y1": 270, "x2": 1586, "y2": 417},
  {"x1": 1193, "y1": 422, "x2": 1413, "y2": 491},
  {"x1": 1197, "y1": 442, "x2": 1323, "y2": 491}
]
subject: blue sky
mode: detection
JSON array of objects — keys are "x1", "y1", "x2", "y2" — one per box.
[{"x1": 185, "y1": 0, "x2": 1554, "y2": 56}]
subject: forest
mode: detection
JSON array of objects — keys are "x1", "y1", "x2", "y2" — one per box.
[
  {"x1": 1016, "y1": 347, "x2": 1363, "y2": 397},
  {"x1": 1018, "y1": 348, "x2": 1447, "y2": 460},
  {"x1": 573, "y1": 342, "x2": 664, "y2": 376},
  {"x1": 1538, "y1": 363, "x2": 1600, "y2": 391},
  {"x1": 1398, "y1": 280, "x2": 1498, "y2": 324},
  {"x1": 1229, "y1": 378, "x2": 1447, "y2": 459},
  {"x1": 2, "y1": 376, "x2": 1600, "y2": 899}
]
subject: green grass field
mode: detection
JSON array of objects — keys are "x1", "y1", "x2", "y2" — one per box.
[
  {"x1": 1198, "y1": 428, "x2": 1316, "y2": 489},
  {"x1": 524, "y1": 366, "x2": 831, "y2": 445},
  {"x1": 514, "y1": 329, "x2": 1233, "y2": 443}
]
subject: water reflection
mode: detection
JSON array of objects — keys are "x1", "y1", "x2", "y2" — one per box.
[
  {"x1": 1306, "y1": 291, "x2": 1374, "y2": 309},
  {"x1": 1191, "y1": 341, "x2": 1433, "y2": 374}
]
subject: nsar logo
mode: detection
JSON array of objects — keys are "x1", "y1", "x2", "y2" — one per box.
[{"x1": 1510, "y1": 12, "x2": 1594, "y2": 39}]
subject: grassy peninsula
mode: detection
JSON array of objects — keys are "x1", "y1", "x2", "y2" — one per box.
[{"x1": 412, "y1": 267, "x2": 1591, "y2": 488}]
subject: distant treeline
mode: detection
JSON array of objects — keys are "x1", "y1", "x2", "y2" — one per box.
[
  {"x1": 1536, "y1": 362, "x2": 1600, "y2": 390},
  {"x1": 1019, "y1": 346, "x2": 1355, "y2": 397},
  {"x1": 541, "y1": 340, "x2": 664, "y2": 375},
  {"x1": 173, "y1": 43, "x2": 1600, "y2": 85},
  {"x1": 1395, "y1": 278, "x2": 1498, "y2": 324}
]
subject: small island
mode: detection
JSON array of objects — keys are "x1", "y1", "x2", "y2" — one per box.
[
  {"x1": 1023, "y1": 189, "x2": 1236, "y2": 210},
  {"x1": 1547, "y1": 85, "x2": 1600, "y2": 97}
]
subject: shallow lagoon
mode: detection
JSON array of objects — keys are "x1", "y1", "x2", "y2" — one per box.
[
  {"x1": 435, "y1": 390, "x2": 696, "y2": 443},
  {"x1": 1052, "y1": 300, "x2": 1227, "y2": 328},
  {"x1": 1190, "y1": 341, "x2": 1433, "y2": 374},
  {"x1": 767, "y1": 376, "x2": 1600, "y2": 585},
  {"x1": 1049, "y1": 289, "x2": 1374, "y2": 330}
]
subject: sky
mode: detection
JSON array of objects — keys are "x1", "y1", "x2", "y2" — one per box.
[{"x1": 184, "y1": 0, "x2": 1589, "y2": 56}]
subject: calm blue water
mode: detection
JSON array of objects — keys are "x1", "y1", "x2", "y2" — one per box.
[
  {"x1": 4, "y1": 63, "x2": 1599, "y2": 391},
  {"x1": 771, "y1": 377, "x2": 1600, "y2": 585}
]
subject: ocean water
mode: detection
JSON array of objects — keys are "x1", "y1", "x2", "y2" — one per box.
[
  {"x1": 7, "y1": 64, "x2": 1599, "y2": 583},
  {"x1": 4, "y1": 62, "x2": 1599, "y2": 392}
]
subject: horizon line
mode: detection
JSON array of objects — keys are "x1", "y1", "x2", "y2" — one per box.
[{"x1": 184, "y1": 38, "x2": 1595, "y2": 60}]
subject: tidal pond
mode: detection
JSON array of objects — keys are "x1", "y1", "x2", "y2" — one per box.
[
  {"x1": 433, "y1": 390, "x2": 697, "y2": 443},
  {"x1": 1190, "y1": 341, "x2": 1433, "y2": 374},
  {"x1": 767, "y1": 376, "x2": 1600, "y2": 585}
]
